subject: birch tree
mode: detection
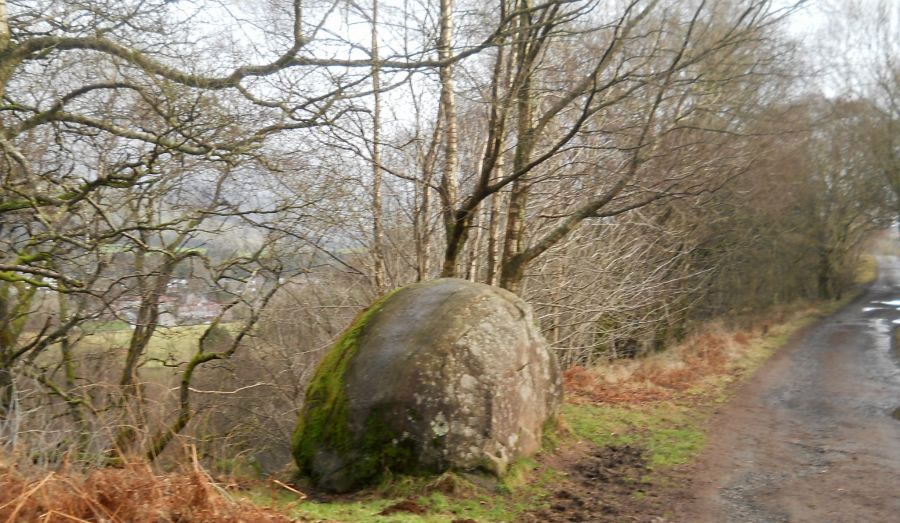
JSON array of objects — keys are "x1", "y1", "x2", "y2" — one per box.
[{"x1": 431, "y1": 0, "x2": 798, "y2": 293}]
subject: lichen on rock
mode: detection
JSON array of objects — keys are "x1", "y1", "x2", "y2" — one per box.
[{"x1": 292, "y1": 279, "x2": 562, "y2": 492}]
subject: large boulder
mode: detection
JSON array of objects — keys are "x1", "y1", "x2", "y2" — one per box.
[{"x1": 292, "y1": 278, "x2": 562, "y2": 492}]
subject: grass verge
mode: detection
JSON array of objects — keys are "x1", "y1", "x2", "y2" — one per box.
[{"x1": 243, "y1": 467, "x2": 558, "y2": 522}]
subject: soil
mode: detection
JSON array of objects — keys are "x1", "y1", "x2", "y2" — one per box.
[
  {"x1": 379, "y1": 498, "x2": 428, "y2": 515},
  {"x1": 522, "y1": 442, "x2": 665, "y2": 522}
]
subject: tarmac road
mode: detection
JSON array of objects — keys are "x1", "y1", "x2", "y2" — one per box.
[{"x1": 682, "y1": 255, "x2": 900, "y2": 522}]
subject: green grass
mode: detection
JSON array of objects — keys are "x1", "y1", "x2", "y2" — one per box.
[
  {"x1": 82, "y1": 320, "x2": 131, "y2": 332},
  {"x1": 562, "y1": 402, "x2": 705, "y2": 469},
  {"x1": 243, "y1": 468, "x2": 555, "y2": 522},
  {"x1": 247, "y1": 491, "x2": 406, "y2": 522},
  {"x1": 74, "y1": 323, "x2": 239, "y2": 368}
]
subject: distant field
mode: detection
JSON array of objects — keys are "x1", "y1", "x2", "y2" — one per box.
[{"x1": 73, "y1": 323, "x2": 240, "y2": 368}]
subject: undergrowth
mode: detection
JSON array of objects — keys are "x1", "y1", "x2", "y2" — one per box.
[
  {"x1": 0, "y1": 460, "x2": 293, "y2": 523},
  {"x1": 562, "y1": 302, "x2": 829, "y2": 406}
]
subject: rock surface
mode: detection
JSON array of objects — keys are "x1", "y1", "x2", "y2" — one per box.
[{"x1": 292, "y1": 278, "x2": 562, "y2": 492}]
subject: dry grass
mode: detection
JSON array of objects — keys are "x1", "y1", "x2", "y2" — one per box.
[
  {"x1": 563, "y1": 305, "x2": 820, "y2": 405},
  {"x1": 0, "y1": 455, "x2": 300, "y2": 523}
]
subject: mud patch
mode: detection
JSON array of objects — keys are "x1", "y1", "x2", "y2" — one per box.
[
  {"x1": 379, "y1": 498, "x2": 428, "y2": 516},
  {"x1": 524, "y1": 444, "x2": 665, "y2": 522},
  {"x1": 573, "y1": 445, "x2": 646, "y2": 482}
]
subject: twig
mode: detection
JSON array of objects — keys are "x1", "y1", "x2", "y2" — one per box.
[
  {"x1": 190, "y1": 444, "x2": 235, "y2": 503},
  {"x1": 39, "y1": 510, "x2": 92, "y2": 523},
  {"x1": 184, "y1": 382, "x2": 269, "y2": 395},
  {"x1": 271, "y1": 479, "x2": 307, "y2": 501}
]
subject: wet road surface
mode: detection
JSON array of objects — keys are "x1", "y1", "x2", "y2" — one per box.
[{"x1": 683, "y1": 255, "x2": 900, "y2": 522}]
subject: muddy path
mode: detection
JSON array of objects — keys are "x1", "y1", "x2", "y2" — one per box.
[{"x1": 677, "y1": 255, "x2": 900, "y2": 522}]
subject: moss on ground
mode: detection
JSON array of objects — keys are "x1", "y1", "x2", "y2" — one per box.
[
  {"x1": 245, "y1": 467, "x2": 555, "y2": 522},
  {"x1": 291, "y1": 289, "x2": 401, "y2": 489}
]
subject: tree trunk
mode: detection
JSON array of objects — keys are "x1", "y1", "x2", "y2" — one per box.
[
  {"x1": 370, "y1": 0, "x2": 386, "y2": 290},
  {"x1": 415, "y1": 110, "x2": 442, "y2": 282},
  {"x1": 115, "y1": 257, "x2": 177, "y2": 452},
  {"x1": 465, "y1": 203, "x2": 484, "y2": 281},
  {"x1": 485, "y1": 16, "x2": 512, "y2": 286},
  {"x1": 497, "y1": 0, "x2": 535, "y2": 293},
  {"x1": 438, "y1": 0, "x2": 461, "y2": 277},
  {"x1": 486, "y1": 189, "x2": 505, "y2": 286},
  {"x1": 817, "y1": 248, "x2": 835, "y2": 300},
  {"x1": 0, "y1": 282, "x2": 35, "y2": 426},
  {"x1": 0, "y1": 289, "x2": 13, "y2": 424},
  {"x1": 0, "y1": 365, "x2": 13, "y2": 433},
  {"x1": 0, "y1": 0, "x2": 9, "y2": 53}
]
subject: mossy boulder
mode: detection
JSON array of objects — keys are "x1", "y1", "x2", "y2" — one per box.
[{"x1": 292, "y1": 278, "x2": 562, "y2": 492}]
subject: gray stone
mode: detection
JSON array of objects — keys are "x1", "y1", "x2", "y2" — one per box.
[{"x1": 292, "y1": 278, "x2": 562, "y2": 492}]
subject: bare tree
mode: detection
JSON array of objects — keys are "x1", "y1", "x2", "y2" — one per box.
[{"x1": 421, "y1": 0, "x2": 800, "y2": 293}]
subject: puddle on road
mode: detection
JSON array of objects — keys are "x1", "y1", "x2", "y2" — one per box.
[
  {"x1": 873, "y1": 318, "x2": 891, "y2": 336},
  {"x1": 862, "y1": 302, "x2": 900, "y2": 313},
  {"x1": 862, "y1": 296, "x2": 900, "y2": 421},
  {"x1": 866, "y1": 304, "x2": 900, "y2": 357}
]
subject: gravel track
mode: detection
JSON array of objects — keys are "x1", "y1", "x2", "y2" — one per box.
[{"x1": 681, "y1": 255, "x2": 900, "y2": 522}]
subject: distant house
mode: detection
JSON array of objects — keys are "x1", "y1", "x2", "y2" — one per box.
[
  {"x1": 112, "y1": 291, "x2": 223, "y2": 327},
  {"x1": 115, "y1": 295, "x2": 179, "y2": 327},
  {"x1": 179, "y1": 294, "x2": 223, "y2": 324},
  {"x1": 167, "y1": 278, "x2": 188, "y2": 292}
]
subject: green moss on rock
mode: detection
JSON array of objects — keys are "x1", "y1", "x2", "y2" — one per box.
[{"x1": 291, "y1": 289, "x2": 400, "y2": 489}]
